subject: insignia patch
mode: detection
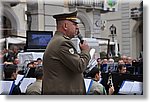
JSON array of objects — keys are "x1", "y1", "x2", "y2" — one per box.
[
  {"x1": 69, "y1": 48, "x2": 74, "y2": 54},
  {"x1": 63, "y1": 35, "x2": 70, "y2": 40}
]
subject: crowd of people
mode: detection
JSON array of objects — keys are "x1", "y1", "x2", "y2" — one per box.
[
  {"x1": 97, "y1": 55, "x2": 143, "y2": 74},
  {"x1": 0, "y1": 45, "x2": 143, "y2": 95}
]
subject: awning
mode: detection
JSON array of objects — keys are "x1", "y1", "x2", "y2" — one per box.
[
  {"x1": 0, "y1": 37, "x2": 26, "y2": 44},
  {"x1": 0, "y1": 37, "x2": 26, "y2": 49},
  {"x1": 6, "y1": 37, "x2": 26, "y2": 44}
]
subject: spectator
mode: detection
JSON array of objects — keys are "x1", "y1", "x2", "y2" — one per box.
[
  {"x1": 101, "y1": 59, "x2": 108, "y2": 73},
  {"x1": 118, "y1": 59, "x2": 125, "y2": 65},
  {"x1": 96, "y1": 58, "x2": 101, "y2": 70},
  {"x1": 108, "y1": 58, "x2": 116, "y2": 73},
  {"x1": 126, "y1": 56, "x2": 132, "y2": 66},
  {"x1": 108, "y1": 58, "x2": 114, "y2": 64},
  {"x1": 3, "y1": 45, "x2": 19, "y2": 62},
  {"x1": 102, "y1": 59, "x2": 108, "y2": 64},
  {"x1": 2, "y1": 48, "x2": 9, "y2": 62},
  {"x1": 121, "y1": 55, "x2": 127, "y2": 64}
]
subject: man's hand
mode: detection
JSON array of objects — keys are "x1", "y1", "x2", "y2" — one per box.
[
  {"x1": 108, "y1": 86, "x2": 115, "y2": 95},
  {"x1": 79, "y1": 40, "x2": 90, "y2": 52}
]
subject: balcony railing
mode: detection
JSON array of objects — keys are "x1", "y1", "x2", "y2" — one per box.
[
  {"x1": 1, "y1": 0, "x2": 20, "y2": 7},
  {"x1": 68, "y1": 0, "x2": 104, "y2": 10}
]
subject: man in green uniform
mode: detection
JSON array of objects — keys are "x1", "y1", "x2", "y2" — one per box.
[
  {"x1": 86, "y1": 67, "x2": 114, "y2": 95},
  {"x1": 42, "y1": 11, "x2": 91, "y2": 95}
]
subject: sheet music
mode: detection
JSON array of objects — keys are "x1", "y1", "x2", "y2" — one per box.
[
  {"x1": 87, "y1": 48, "x2": 97, "y2": 69},
  {"x1": 87, "y1": 59, "x2": 97, "y2": 71},
  {"x1": 118, "y1": 81, "x2": 143, "y2": 95},
  {"x1": 84, "y1": 78, "x2": 92, "y2": 93},
  {"x1": 89, "y1": 48, "x2": 95, "y2": 60},
  {"x1": 119, "y1": 81, "x2": 133, "y2": 94},
  {"x1": 19, "y1": 78, "x2": 36, "y2": 93},
  {"x1": 131, "y1": 81, "x2": 143, "y2": 95},
  {"x1": 0, "y1": 81, "x2": 13, "y2": 95},
  {"x1": 15, "y1": 74, "x2": 24, "y2": 85}
]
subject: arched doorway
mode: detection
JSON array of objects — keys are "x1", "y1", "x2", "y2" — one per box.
[
  {"x1": 2, "y1": 5, "x2": 18, "y2": 38},
  {"x1": 1, "y1": 5, "x2": 20, "y2": 49},
  {"x1": 2, "y1": 16, "x2": 12, "y2": 38},
  {"x1": 132, "y1": 21, "x2": 143, "y2": 59},
  {"x1": 77, "y1": 10, "x2": 92, "y2": 38}
]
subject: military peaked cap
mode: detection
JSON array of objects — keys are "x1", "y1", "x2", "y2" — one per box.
[{"x1": 53, "y1": 11, "x2": 80, "y2": 24}]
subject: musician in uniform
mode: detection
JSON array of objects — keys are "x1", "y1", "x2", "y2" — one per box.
[
  {"x1": 86, "y1": 67, "x2": 114, "y2": 95},
  {"x1": 42, "y1": 11, "x2": 91, "y2": 95},
  {"x1": 3, "y1": 64, "x2": 21, "y2": 95}
]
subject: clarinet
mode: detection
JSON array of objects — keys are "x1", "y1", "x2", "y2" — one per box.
[{"x1": 107, "y1": 72, "x2": 113, "y2": 87}]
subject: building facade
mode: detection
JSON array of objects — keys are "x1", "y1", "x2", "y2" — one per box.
[{"x1": 0, "y1": 0, "x2": 143, "y2": 59}]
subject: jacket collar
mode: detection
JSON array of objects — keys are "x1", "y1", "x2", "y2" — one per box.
[{"x1": 55, "y1": 31, "x2": 71, "y2": 40}]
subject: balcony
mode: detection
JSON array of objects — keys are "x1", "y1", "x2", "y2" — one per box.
[
  {"x1": 1, "y1": 0, "x2": 20, "y2": 7},
  {"x1": 68, "y1": 0, "x2": 104, "y2": 10}
]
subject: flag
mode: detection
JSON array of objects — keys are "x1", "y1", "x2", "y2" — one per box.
[{"x1": 104, "y1": 0, "x2": 119, "y2": 11}]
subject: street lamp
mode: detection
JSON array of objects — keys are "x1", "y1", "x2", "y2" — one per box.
[
  {"x1": 108, "y1": 24, "x2": 118, "y2": 57},
  {"x1": 109, "y1": 24, "x2": 116, "y2": 42}
]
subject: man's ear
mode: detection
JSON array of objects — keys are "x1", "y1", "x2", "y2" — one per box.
[
  {"x1": 11, "y1": 72, "x2": 16, "y2": 79},
  {"x1": 95, "y1": 73, "x2": 100, "y2": 80},
  {"x1": 64, "y1": 23, "x2": 67, "y2": 30}
]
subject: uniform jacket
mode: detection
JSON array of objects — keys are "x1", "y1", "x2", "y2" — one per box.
[
  {"x1": 42, "y1": 31, "x2": 91, "y2": 95},
  {"x1": 26, "y1": 80, "x2": 42, "y2": 95},
  {"x1": 89, "y1": 80, "x2": 107, "y2": 95}
]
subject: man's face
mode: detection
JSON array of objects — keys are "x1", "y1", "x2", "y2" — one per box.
[
  {"x1": 14, "y1": 58, "x2": 19, "y2": 64},
  {"x1": 118, "y1": 60, "x2": 125, "y2": 65},
  {"x1": 12, "y1": 70, "x2": 18, "y2": 80},
  {"x1": 103, "y1": 59, "x2": 108, "y2": 64},
  {"x1": 120, "y1": 67, "x2": 127, "y2": 73},
  {"x1": 65, "y1": 20, "x2": 79, "y2": 38},
  {"x1": 121, "y1": 55, "x2": 127, "y2": 63},
  {"x1": 95, "y1": 71, "x2": 101, "y2": 81}
]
